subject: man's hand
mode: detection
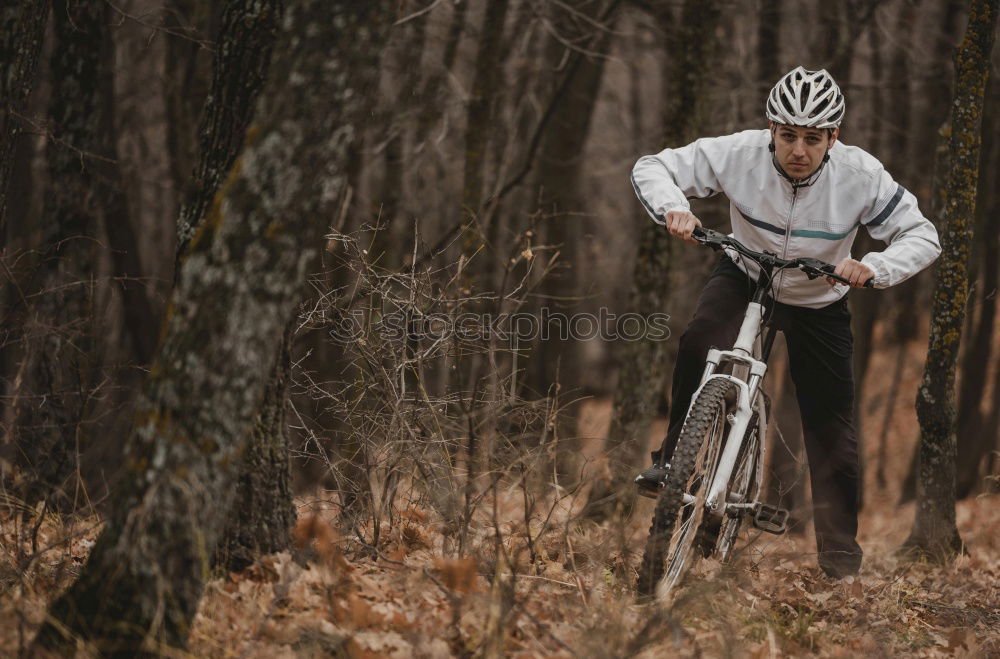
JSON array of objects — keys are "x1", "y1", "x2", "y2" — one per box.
[
  {"x1": 665, "y1": 210, "x2": 702, "y2": 244},
  {"x1": 828, "y1": 258, "x2": 875, "y2": 288}
]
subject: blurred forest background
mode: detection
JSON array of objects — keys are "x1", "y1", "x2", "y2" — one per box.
[{"x1": 1, "y1": 0, "x2": 999, "y2": 656}]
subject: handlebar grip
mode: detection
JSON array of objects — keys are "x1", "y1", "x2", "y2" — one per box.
[{"x1": 830, "y1": 271, "x2": 875, "y2": 288}]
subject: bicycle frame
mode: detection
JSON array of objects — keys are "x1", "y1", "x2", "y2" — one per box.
[{"x1": 681, "y1": 263, "x2": 775, "y2": 520}]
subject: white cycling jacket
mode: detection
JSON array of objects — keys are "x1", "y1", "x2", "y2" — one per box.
[{"x1": 631, "y1": 129, "x2": 941, "y2": 308}]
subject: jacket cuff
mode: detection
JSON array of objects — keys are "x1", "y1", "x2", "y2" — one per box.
[
  {"x1": 657, "y1": 201, "x2": 691, "y2": 219},
  {"x1": 860, "y1": 253, "x2": 890, "y2": 288}
]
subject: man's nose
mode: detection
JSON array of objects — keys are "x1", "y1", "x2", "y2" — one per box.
[{"x1": 792, "y1": 139, "x2": 806, "y2": 156}]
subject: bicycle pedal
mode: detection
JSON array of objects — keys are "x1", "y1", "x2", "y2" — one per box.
[{"x1": 753, "y1": 504, "x2": 789, "y2": 534}]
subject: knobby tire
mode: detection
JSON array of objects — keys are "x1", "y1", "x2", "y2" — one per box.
[{"x1": 637, "y1": 378, "x2": 736, "y2": 599}]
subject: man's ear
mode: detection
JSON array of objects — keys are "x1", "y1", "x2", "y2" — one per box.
[{"x1": 829, "y1": 127, "x2": 840, "y2": 146}]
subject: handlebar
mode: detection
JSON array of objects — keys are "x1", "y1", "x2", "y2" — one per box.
[{"x1": 691, "y1": 227, "x2": 874, "y2": 289}]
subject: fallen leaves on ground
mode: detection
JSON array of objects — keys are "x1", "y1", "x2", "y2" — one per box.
[{"x1": 3, "y1": 490, "x2": 998, "y2": 658}]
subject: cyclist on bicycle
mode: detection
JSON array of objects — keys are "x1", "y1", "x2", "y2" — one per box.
[{"x1": 629, "y1": 67, "x2": 941, "y2": 578}]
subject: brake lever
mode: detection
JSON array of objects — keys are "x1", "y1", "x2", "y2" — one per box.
[
  {"x1": 691, "y1": 227, "x2": 726, "y2": 250},
  {"x1": 797, "y1": 258, "x2": 828, "y2": 280},
  {"x1": 797, "y1": 258, "x2": 874, "y2": 288}
]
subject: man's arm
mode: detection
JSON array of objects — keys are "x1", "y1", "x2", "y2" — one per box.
[
  {"x1": 858, "y1": 170, "x2": 942, "y2": 288},
  {"x1": 631, "y1": 135, "x2": 734, "y2": 227}
]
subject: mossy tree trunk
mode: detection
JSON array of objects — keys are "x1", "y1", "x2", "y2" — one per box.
[
  {"x1": 954, "y1": 75, "x2": 999, "y2": 498},
  {"x1": 215, "y1": 320, "x2": 296, "y2": 571},
  {"x1": 174, "y1": 0, "x2": 285, "y2": 262},
  {"x1": 174, "y1": 0, "x2": 292, "y2": 572},
  {"x1": 587, "y1": 0, "x2": 722, "y2": 519},
  {"x1": 31, "y1": 2, "x2": 389, "y2": 654},
  {"x1": 901, "y1": 0, "x2": 998, "y2": 562}
]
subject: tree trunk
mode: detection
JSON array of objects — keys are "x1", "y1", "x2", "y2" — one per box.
[
  {"x1": 0, "y1": 0, "x2": 48, "y2": 237},
  {"x1": 900, "y1": 0, "x2": 997, "y2": 562},
  {"x1": 459, "y1": 0, "x2": 510, "y2": 278},
  {"x1": 413, "y1": 0, "x2": 467, "y2": 152},
  {"x1": 530, "y1": 1, "x2": 617, "y2": 407},
  {"x1": 102, "y1": 11, "x2": 158, "y2": 366},
  {"x1": 215, "y1": 320, "x2": 296, "y2": 571},
  {"x1": 31, "y1": 2, "x2": 389, "y2": 653},
  {"x1": 372, "y1": 0, "x2": 428, "y2": 270},
  {"x1": 164, "y1": 0, "x2": 223, "y2": 209},
  {"x1": 954, "y1": 75, "x2": 999, "y2": 498},
  {"x1": 899, "y1": 122, "x2": 952, "y2": 504},
  {"x1": 586, "y1": 0, "x2": 722, "y2": 520},
  {"x1": 13, "y1": 0, "x2": 124, "y2": 510},
  {"x1": 757, "y1": 0, "x2": 780, "y2": 86},
  {"x1": 174, "y1": 0, "x2": 285, "y2": 262},
  {"x1": 924, "y1": 0, "x2": 967, "y2": 136},
  {"x1": 984, "y1": 330, "x2": 1000, "y2": 486}
]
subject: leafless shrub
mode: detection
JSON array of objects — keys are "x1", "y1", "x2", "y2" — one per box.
[{"x1": 288, "y1": 221, "x2": 589, "y2": 558}]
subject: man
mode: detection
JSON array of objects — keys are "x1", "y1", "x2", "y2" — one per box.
[{"x1": 629, "y1": 67, "x2": 941, "y2": 577}]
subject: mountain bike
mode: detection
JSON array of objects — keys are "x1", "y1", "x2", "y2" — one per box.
[{"x1": 636, "y1": 226, "x2": 872, "y2": 599}]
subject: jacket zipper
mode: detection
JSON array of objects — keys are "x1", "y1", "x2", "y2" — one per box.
[{"x1": 774, "y1": 185, "x2": 797, "y2": 300}]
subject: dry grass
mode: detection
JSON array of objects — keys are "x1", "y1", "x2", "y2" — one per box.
[
  {"x1": 2, "y1": 327, "x2": 998, "y2": 657},
  {"x1": 3, "y1": 482, "x2": 998, "y2": 657}
]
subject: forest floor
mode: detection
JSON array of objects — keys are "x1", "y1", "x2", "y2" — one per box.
[
  {"x1": 3, "y1": 482, "x2": 998, "y2": 658},
  {"x1": 2, "y1": 332, "x2": 999, "y2": 658}
]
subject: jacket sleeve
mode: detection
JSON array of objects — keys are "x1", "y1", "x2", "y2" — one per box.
[
  {"x1": 630, "y1": 136, "x2": 731, "y2": 225},
  {"x1": 858, "y1": 169, "x2": 941, "y2": 288}
]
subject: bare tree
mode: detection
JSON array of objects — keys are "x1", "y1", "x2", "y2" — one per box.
[
  {"x1": 31, "y1": 1, "x2": 390, "y2": 652},
  {"x1": 587, "y1": 0, "x2": 722, "y2": 519},
  {"x1": 12, "y1": 0, "x2": 125, "y2": 510},
  {"x1": 460, "y1": 0, "x2": 511, "y2": 269},
  {"x1": 0, "y1": 0, "x2": 47, "y2": 236},
  {"x1": 371, "y1": 1, "x2": 429, "y2": 270},
  {"x1": 901, "y1": 0, "x2": 997, "y2": 561},
  {"x1": 530, "y1": 0, "x2": 619, "y2": 404},
  {"x1": 164, "y1": 0, "x2": 222, "y2": 205}
]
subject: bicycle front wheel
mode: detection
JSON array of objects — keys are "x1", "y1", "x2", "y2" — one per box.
[{"x1": 637, "y1": 378, "x2": 736, "y2": 599}]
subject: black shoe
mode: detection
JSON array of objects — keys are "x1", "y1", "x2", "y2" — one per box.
[{"x1": 635, "y1": 464, "x2": 670, "y2": 499}]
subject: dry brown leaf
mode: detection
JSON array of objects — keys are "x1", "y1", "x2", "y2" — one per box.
[
  {"x1": 947, "y1": 627, "x2": 969, "y2": 650},
  {"x1": 434, "y1": 557, "x2": 479, "y2": 593},
  {"x1": 293, "y1": 515, "x2": 351, "y2": 573}
]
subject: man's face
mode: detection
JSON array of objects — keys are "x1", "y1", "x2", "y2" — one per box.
[{"x1": 770, "y1": 122, "x2": 838, "y2": 179}]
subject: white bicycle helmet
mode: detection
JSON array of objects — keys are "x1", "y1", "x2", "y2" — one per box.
[{"x1": 766, "y1": 67, "x2": 845, "y2": 129}]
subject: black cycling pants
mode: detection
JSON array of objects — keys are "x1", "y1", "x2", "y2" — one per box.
[{"x1": 656, "y1": 255, "x2": 862, "y2": 577}]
